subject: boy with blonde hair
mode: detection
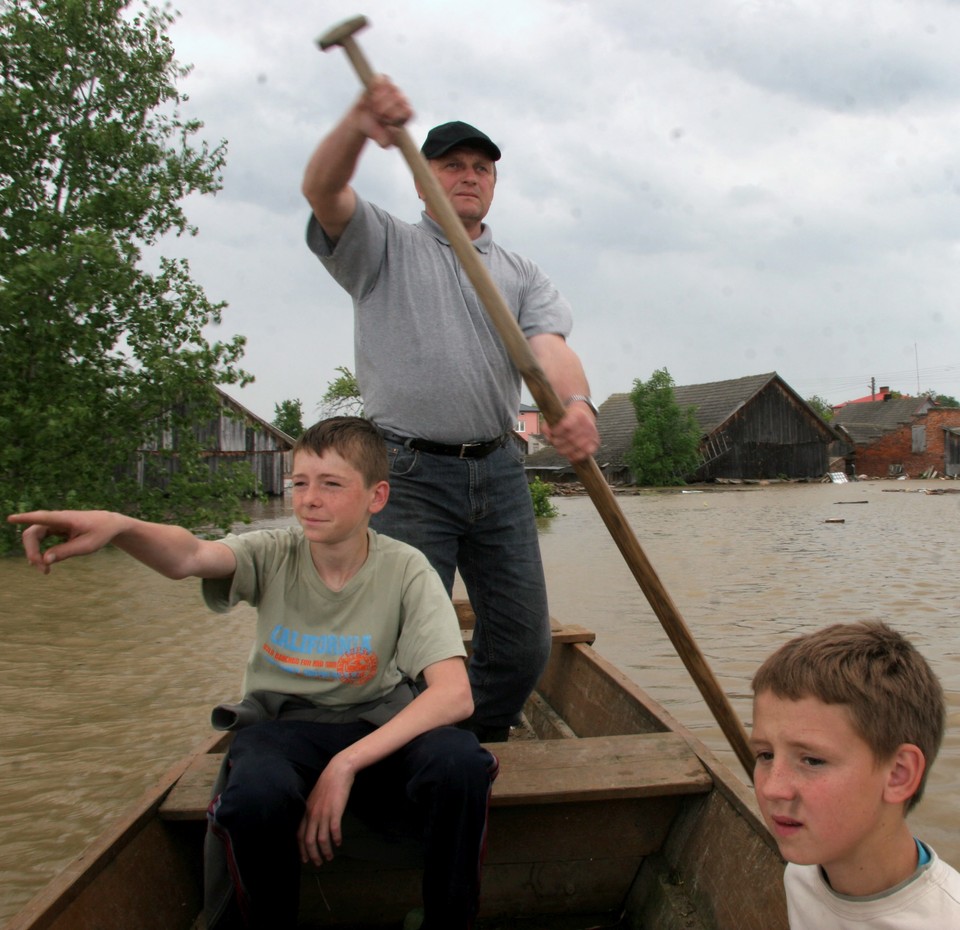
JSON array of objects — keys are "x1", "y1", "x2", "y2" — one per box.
[
  {"x1": 8, "y1": 417, "x2": 496, "y2": 930},
  {"x1": 750, "y1": 621, "x2": 960, "y2": 927}
]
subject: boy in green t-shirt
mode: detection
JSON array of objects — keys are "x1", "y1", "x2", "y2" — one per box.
[{"x1": 8, "y1": 417, "x2": 497, "y2": 930}]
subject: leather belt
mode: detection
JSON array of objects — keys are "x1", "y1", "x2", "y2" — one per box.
[{"x1": 380, "y1": 430, "x2": 506, "y2": 459}]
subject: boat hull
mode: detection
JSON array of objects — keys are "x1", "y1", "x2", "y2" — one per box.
[{"x1": 3, "y1": 612, "x2": 787, "y2": 930}]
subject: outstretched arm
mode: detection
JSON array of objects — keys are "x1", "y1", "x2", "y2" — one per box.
[
  {"x1": 528, "y1": 332, "x2": 601, "y2": 463},
  {"x1": 297, "y1": 655, "x2": 473, "y2": 866},
  {"x1": 301, "y1": 75, "x2": 413, "y2": 242},
  {"x1": 6, "y1": 510, "x2": 237, "y2": 579}
]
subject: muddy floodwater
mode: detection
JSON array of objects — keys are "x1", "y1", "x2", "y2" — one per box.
[{"x1": 1, "y1": 479, "x2": 958, "y2": 922}]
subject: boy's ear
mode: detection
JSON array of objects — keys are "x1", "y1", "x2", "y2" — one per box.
[
  {"x1": 368, "y1": 480, "x2": 390, "y2": 514},
  {"x1": 883, "y1": 743, "x2": 925, "y2": 806}
]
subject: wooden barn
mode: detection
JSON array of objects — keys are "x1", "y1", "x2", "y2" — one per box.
[
  {"x1": 526, "y1": 372, "x2": 841, "y2": 484},
  {"x1": 138, "y1": 388, "x2": 295, "y2": 496}
]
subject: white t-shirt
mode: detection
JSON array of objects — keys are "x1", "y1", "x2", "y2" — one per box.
[{"x1": 784, "y1": 844, "x2": 960, "y2": 928}]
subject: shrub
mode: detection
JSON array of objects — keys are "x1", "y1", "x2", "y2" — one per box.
[{"x1": 529, "y1": 477, "x2": 558, "y2": 518}]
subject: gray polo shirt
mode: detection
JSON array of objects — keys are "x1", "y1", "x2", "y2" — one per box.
[{"x1": 307, "y1": 197, "x2": 572, "y2": 443}]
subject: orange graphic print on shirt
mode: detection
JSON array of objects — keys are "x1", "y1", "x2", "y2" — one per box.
[{"x1": 264, "y1": 624, "x2": 379, "y2": 684}]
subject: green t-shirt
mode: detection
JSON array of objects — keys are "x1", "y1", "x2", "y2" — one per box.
[{"x1": 202, "y1": 527, "x2": 465, "y2": 708}]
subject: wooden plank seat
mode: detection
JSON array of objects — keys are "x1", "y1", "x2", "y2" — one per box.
[
  {"x1": 159, "y1": 732, "x2": 712, "y2": 923},
  {"x1": 461, "y1": 622, "x2": 597, "y2": 647},
  {"x1": 159, "y1": 731, "x2": 710, "y2": 821},
  {"x1": 454, "y1": 599, "x2": 596, "y2": 645}
]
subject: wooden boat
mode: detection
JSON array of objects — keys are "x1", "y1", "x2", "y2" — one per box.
[{"x1": 4, "y1": 604, "x2": 788, "y2": 930}]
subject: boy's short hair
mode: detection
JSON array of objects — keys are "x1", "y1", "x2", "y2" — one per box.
[
  {"x1": 752, "y1": 621, "x2": 945, "y2": 809},
  {"x1": 292, "y1": 417, "x2": 388, "y2": 488}
]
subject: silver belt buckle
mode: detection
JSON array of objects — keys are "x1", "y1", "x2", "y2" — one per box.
[{"x1": 459, "y1": 442, "x2": 481, "y2": 458}]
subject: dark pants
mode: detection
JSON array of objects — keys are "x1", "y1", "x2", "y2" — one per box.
[
  {"x1": 371, "y1": 438, "x2": 551, "y2": 729},
  {"x1": 207, "y1": 720, "x2": 497, "y2": 930}
]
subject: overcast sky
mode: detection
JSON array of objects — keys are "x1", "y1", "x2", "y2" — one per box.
[{"x1": 159, "y1": 0, "x2": 960, "y2": 425}]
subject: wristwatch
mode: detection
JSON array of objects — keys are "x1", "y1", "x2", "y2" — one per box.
[{"x1": 565, "y1": 394, "x2": 599, "y2": 417}]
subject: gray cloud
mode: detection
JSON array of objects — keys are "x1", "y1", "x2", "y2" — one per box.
[{"x1": 159, "y1": 0, "x2": 960, "y2": 420}]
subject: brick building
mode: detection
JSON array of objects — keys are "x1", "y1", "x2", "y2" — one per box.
[{"x1": 834, "y1": 399, "x2": 960, "y2": 477}]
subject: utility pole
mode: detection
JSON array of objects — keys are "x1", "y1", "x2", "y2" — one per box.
[{"x1": 871, "y1": 377, "x2": 876, "y2": 401}]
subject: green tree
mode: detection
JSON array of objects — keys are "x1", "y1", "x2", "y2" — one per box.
[
  {"x1": 805, "y1": 395, "x2": 835, "y2": 421},
  {"x1": 0, "y1": 0, "x2": 251, "y2": 553},
  {"x1": 320, "y1": 366, "x2": 364, "y2": 417},
  {"x1": 273, "y1": 398, "x2": 305, "y2": 438},
  {"x1": 927, "y1": 390, "x2": 960, "y2": 407},
  {"x1": 625, "y1": 368, "x2": 701, "y2": 486}
]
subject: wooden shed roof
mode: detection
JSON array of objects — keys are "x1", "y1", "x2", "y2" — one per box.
[
  {"x1": 671, "y1": 372, "x2": 780, "y2": 434},
  {"x1": 216, "y1": 388, "x2": 296, "y2": 448}
]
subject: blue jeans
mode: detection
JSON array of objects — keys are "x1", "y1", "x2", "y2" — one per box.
[
  {"x1": 371, "y1": 438, "x2": 551, "y2": 728},
  {"x1": 208, "y1": 720, "x2": 497, "y2": 930}
]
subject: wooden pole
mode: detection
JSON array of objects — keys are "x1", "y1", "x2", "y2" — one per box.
[{"x1": 316, "y1": 16, "x2": 755, "y2": 777}]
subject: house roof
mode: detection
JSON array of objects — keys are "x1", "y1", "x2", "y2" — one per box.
[
  {"x1": 833, "y1": 389, "x2": 894, "y2": 408},
  {"x1": 216, "y1": 388, "x2": 296, "y2": 447},
  {"x1": 832, "y1": 397, "x2": 934, "y2": 445},
  {"x1": 526, "y1": 371, "x2": 826, "y2": 472},
  {"x1": 671, "y1": 372, "x2": 779, "y2": 434}
]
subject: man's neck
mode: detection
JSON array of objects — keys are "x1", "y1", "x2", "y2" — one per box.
[
  {"x1": 424, "y1": 207, "x2": 485, "y2": 241},
  {"x1": 462, "y1": 218, "x2": 484, "y2": 240}
]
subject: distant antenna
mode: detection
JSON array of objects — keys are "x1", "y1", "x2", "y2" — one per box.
[{"x1": 915, "y1": 343, "x2": 920, "y2": 394}]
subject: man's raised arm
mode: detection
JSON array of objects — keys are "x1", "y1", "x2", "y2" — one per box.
[{"x1": 301, "y1": 76, "x2": 413, "y2": 242}]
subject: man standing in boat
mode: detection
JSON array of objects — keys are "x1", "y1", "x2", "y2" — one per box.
[{"x1": 302, "y1": 75, "x2": 600, "y2": 743}]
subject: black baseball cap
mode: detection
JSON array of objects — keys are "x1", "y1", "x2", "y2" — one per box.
[{"x1": 420, "y1": 121, "x2": 501, "y2": 162}]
